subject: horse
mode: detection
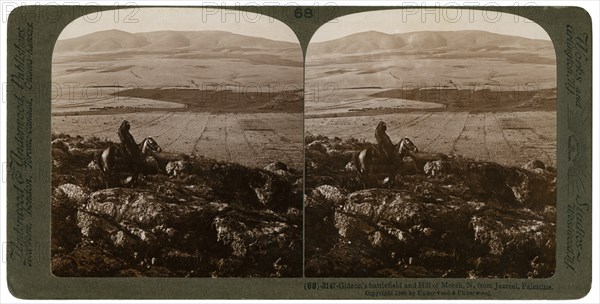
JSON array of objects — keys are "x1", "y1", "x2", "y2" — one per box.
[
  {"x1": 96, "y1": 136, "x2": 162, "y2": 188},
  {"x1": 353, "y1": 137, "x2": 419, "y2": 189}
]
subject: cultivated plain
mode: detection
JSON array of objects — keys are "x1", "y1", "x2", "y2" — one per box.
[{"x1": 52, "y1": 29, "x2": 303, "y2": 169}]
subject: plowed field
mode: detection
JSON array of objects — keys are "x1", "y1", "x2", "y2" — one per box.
[
  {"x1": 306, "y1": 111, "x2": 556, "y2": 167},
  {"x1": 52, "y1": 112, "x2": 303, "y2": 169}
]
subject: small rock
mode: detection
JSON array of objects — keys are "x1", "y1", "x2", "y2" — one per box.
[
  {"x1": 112, "y1": 231, "x2": 136, "y2": 248},
  {"x1": 166, "y1": 161, "x2": 193, "y2": 177},
  {"x1": 313, "y1": 185, "x2": 345, "y2": 205},
  {"x1": 87, "y1": 160, "x2": 101, "y2": 171},
  {"x1": 52, "y1": 148, "x2": 70, "y2": 163},
  {"x1": 424, "y1": 160, "x2": 449, "y2": 177},
  {"x1": 307, "y1": 141, "x2": 327, "y2": 154},
  {"x1": 368, "y1": 231, "x2": 395, "y2": 248},
  {"x1": 522, "y1": 159, "x2": 546, "y2": 172},
  {"x1": 251, "y1": 175, "x2": 274, "y2": 207},
  {"x1": 264, "y1": 161, "x2": 289, "y2": 173},
  {"x1": 51, "y1": 139, "x2": 70, "y2": 152},
  {"x1": 286, "y1": 207, "x2": 302, "y2": 222},
  {"x1": 55, "y1": 184, "x2": 89, "y2": 208}
]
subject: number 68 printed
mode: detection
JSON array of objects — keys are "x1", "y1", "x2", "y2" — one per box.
[
  {"x1": 294, "y1": 7, "x2": 314, "y2": 18},
  {"x1": 292, "y1": 6, "x2": 339, "y2": 23}
]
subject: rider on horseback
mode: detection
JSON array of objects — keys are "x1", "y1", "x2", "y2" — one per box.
[
  {"x1": 118, "y1": 120, "x2": 145, "y2": 175},
  {"x1": 375, "y1": 121, "x2": 396, "y2": 163},
  {"x1": 353, "y1": 121, "x2": 417, "y2": 188}
]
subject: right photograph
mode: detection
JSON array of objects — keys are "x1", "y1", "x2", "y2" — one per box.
[{"x1": 304, "y1": 9, "x2": 557, "y2": 278}]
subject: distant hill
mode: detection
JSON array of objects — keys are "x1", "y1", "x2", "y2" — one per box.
[
  {"x1": 309, "y1": 30, "x2": 554, "y2": 55},
  {"x1": 54, "y1": 29, "x2": 299, "y2": 53}
]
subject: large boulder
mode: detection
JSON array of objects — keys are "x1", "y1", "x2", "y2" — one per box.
[
  {"x1": 52, "y1": 184, "x2": 88, "y2": 255},
  {"x1": 76, "y1": 188, "x2": 226, "y2": 253},
  {"x1": 470, "y1": 211, "x2": 555, "y2": 256},
  {"x1": 84, "y1": 189, "x2": 179, "y2": 227},
  {"x1": 211, "y1": 209, "x2": 302, "y2": 277}
]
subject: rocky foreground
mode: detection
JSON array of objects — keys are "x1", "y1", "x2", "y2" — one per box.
[
  {"x1": 305, "y1": 134, "x2": 556, "y2": 278},
  {"x1": 51, "y1": 133, "x2": 302, "y2": 277}
]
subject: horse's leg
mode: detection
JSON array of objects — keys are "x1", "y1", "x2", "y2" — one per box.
[
  {"x1": 131, "y1": 158, "x2": 144, "y2": 187},
  {"x1": 358, "y1": 163, "x2": 366, "y2": 189},
  {"x1": 106, "y1": 169, "x2": 113, "y2": 188},
  {"x1": 131, "y1": 164, "x2": 138, "y2": 188},
  {"x1": 354, "y1": 169, "x2": 364, "y2": 190},
  {"x1": 108, "y1": 156, "x2": 118, "y2": 188},
  {"x1": 364, "y1": 172, "x2": 370, "y2": 189},
  {"x1": 386, "y1": 172, "x2": 395, "y2": 189},
  {"x1": 104, "y1": 165, "x2": 110, "y2": 188},
  {"x1": 361, "y1": 149, "x2": 371, "y2": 190},
  {"x1": 363, "y1": 152, "x2": 372, "y2": 189},
  {"x1": 388, "y1": 157, "x2": 401, "y2": 189},
  {"x1": 353, "y1": 151, "x2": 366, "y2": 189}
]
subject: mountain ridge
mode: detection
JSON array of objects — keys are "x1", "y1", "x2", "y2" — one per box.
[
  {"x1": 55, "y1": 29, "x2": 299, "y2": 53},
  {"x1": 309, "y1": 30, "x2": 554, "y2": 55}
]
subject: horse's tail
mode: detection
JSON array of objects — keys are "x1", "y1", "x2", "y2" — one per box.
[
  {"x1": 100, "y1": 145, "x2": 117, "y2": 175},
  {"x1": 94, "y1": 146, "x2": 116, "y2": 188},
  {"x1": 354, "y1": 148, "x2": 372, "y2": 189},
  {"x1": 354, "y1": 148, "x2": 369, "y2": 177}
]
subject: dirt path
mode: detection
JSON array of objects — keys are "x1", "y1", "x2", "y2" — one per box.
[
  {"x1": 453, "y1": 113, "x2": 489, "y2": 161},
  {"x1": 193, "y1": 114, "x2": 231, "y2": 162}
]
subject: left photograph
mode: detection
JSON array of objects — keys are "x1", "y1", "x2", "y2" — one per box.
[{"x1": 51, "y1": 8, "x2": 304, "y2": 277}]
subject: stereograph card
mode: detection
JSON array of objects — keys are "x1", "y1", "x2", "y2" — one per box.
[{"x1": 3, "y1": 4, "x2": 593, "y2": 300}]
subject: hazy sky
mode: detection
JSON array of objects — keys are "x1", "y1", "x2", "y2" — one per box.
[
  {"x1": 60, "y1": 7, "x2": 552, "y2": 43},
  {"x1": 59, "y1": 7, "x2": 299, "y2": 42},
  {"x1": 311, "y1": 8, "x2": 551, "y2": 42}
]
